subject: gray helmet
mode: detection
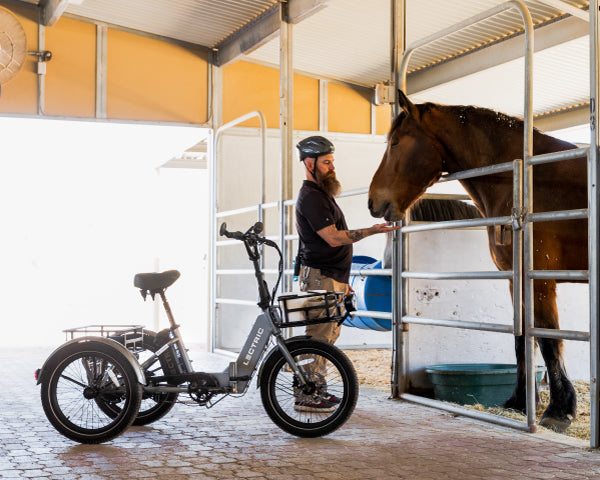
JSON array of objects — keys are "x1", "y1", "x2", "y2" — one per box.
[{"x1": 296, "y1": 136, "x2": 335, "y2": 161}]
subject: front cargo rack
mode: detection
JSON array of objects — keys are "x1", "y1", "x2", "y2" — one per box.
[{"x1": 277, "y1": 291, "x2": 347, "y2": 327}]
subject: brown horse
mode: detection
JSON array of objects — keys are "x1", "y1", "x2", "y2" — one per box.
[{"x1": 369, "y1": 90, "x2": 587, "y2": 432}]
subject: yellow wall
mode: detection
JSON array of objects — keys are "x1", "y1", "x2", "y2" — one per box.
[
  {"x1": 107, "y1": 29, "x2": 208, "y2": 123},
  {"x1": 0, "y1": 4, "x2": 381, "y2": 134},
  {"x1": 0, "y1": 3, "x2": 39, "y2": 115},
  {"x1": 328, "y1": 82, "x2": 371, "y2": 134},
  {"x1": 45, "y1": 17, "x2": 96, "y2": 117},
  {"x1": 376, "y1": 104, "x2": 392, "y2": 136}
]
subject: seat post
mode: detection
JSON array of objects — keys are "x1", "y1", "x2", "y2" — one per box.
[
  {"x1": 158, "y1": 289, "x2": 194, "y2": 373},
  {"x1": 158, "y1": 290, "x2": 177, "y2": 328}
]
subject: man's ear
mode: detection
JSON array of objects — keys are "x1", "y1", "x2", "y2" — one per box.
[{"x1": 304, "y1": 157, "x2": 315, "y2": 169}]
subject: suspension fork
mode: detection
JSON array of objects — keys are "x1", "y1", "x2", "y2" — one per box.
[{"x1": 272, "y1": 331, "x2": 310, "y2": 388}]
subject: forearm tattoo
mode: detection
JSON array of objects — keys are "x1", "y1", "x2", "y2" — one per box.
[{"x1": 346, "y1": 229, "x2": 366, "y2": 242}]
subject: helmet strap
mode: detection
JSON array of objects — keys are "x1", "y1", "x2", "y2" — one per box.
[{"x1": 303, "y1": 158, "x2": 318, "y2": 181}]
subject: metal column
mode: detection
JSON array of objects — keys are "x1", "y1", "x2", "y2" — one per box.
[
  {"x1": 589, "y1": 0, "x2": 600, "y2": 448},
  {"x1": 390, "y1": 0, "x2": 407, "y2": 398},
  {"x1": 280, "y1": 2, "x2": 294, "y2": 294}
]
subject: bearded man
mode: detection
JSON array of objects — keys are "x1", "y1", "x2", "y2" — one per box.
[{"x1": 294, "y1": 136, "x2": 399, "y2": 410}]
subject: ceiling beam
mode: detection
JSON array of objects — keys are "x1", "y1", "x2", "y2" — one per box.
[
  {"x1": 406, "y1": 15, "x2": 589, "y2": 96},
  {"x1": 215, "y1": 0, "x2": 329, "y2": 67},
  {"x1": 534, "y1": 104, "x2": 589, "y2": 131},
  {"x1": 40, "y1": 0, "x2": 69, "y2": 26}
]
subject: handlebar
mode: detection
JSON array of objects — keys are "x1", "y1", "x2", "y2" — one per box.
[{"x1": 219, "y1": 222, "x2": 278, "y2": 248}]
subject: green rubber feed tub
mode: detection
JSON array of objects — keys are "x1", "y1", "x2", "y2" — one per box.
[{"x1": 425, "y1": 363, "x2": 546, "y2": 408}]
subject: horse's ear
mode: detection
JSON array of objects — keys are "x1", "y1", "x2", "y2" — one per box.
[{"x1": 397, "y1": 89, "x2": 419, "y2": 118}]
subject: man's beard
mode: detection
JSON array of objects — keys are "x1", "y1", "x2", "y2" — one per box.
[{"x1": 316, "y1": 169, "x2": 342, "y2": 197}]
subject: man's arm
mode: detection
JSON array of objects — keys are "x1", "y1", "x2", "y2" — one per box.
[{"x1": 317, "y1": 222, "x2": 401, "y2": 247}]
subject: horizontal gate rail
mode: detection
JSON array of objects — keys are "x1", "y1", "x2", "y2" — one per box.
[
  {"x1": 401, "y1": 216, "x2": 512, "y2": 233},
  {"x1": 526, "y1": 146, "x2": 589, "y2": 166},
  {"x1": 402, "y1": 271, "x2": 512, "y2": 280},
  {"x1": 528, "y1": 270, "x2": 589, "y2": 281},
  {"x1": 527, "y1": 327, "x2": 590, "y2": 342},
  {"x1": 527, "y1": 209, "x2": 588, "y2": 223},
  {"x1": 403, "y1": 316, "x2": 514, "y2": 334},
  {"x1": 440, "y1": 160, "x2": 515, "y2": 182}
]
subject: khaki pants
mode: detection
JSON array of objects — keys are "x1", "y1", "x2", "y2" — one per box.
[{"x1": 299, "y1": 266, "x2": 349, "y2": 345}]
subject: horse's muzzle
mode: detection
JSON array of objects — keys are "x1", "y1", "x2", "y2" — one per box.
[{"x1": 368, "y1": 198, "x2": 395, "y2": 220}]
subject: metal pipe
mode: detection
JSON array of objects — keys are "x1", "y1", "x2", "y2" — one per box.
[
  {"x1": 401, "y1": 216, "x2": 512, "y2": 233},
  {"x1": 401, "y1": 393, "x2": 532, "y2": 432},
  {"x1": 215, "y1": 298, "x2": 258, "y2": 307},
  {"x1": 589, "y1": 0, "x2": 600, "y2": 448},
  {"x1": 528, "y1": 270, "x2": 589, "y2": 281},
  {"x1": 350, "y1": 269, "x2": 393, "y2": 277},
  {"x1": 527, "y1": 209, "x2": 589, "y2": 223},
  {"x1": 513, "y1": 159, "x2": 523, "y2": 336},
  {"x1": 403, "y1": 316, "x2": 514, "y2": 334},
  {"x1": 528, "y1": 328, "x2": 590, "y2": 342},
  {"x1": 527, "y1": 147, "x2": 589, "y2": 166},
  {"x1": 349, "y1": 310, "x2": 393, "y2": 321},
  {"x1": 402, "y1": 271, "x2": 512, "y2": 280},
  {"x1": 280, "y1": 3, "x2": 294, "y2": 297},
  {"x1": 440, "y1": 160, "x2": 515, "y2": 182}
]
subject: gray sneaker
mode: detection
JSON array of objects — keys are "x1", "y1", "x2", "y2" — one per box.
[{"x1": 294, "y1": 396, "x2": 336, "y2": 412}]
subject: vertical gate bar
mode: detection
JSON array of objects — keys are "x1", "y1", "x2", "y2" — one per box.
[
  {"x1": 589, "y1": 0, "x2": 600, "y2": 448},
  {"x1": 280, "y1": 2, "x2": 294, "y2": 294},
  {"x1": 517, "y1": 2, "x2": 537, "y2": 431},
  {"x1": 391, "y1": 0, "x2": 406, "y2": 398},
  {"x1": 512, "y1": 158, "x2": 523, "y2": 336}
]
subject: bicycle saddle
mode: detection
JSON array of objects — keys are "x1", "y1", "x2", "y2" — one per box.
[{"x1": 134, "y1": 270, "x2": 181, "y2": 292}]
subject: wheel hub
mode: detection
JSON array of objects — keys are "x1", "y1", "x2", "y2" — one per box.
[{"x1": 83, "y1": 386, "x2": 98, "y2": 399}]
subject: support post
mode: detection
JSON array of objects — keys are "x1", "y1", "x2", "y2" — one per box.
[
  {"x1": 280, "y1": 2, "x2": 294, "y2": 295},
  {"x1": 589, "y1": 0, "x2": 600, "y2": 448},
  {"x1": 390, "y1": 0, "x2": 407, "y2": 398}
]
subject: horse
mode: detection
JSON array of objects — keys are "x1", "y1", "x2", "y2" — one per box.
[{"x1": 368, "y1": 90, "x2": 587, "y2": 432}]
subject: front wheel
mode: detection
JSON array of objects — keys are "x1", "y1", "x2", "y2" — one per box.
[
  {"x1": 40, "y1": 341, "x2": 143, "y2": 444},
  {"x1": 260, "y1": 339, "x2": 358, "y2": 437}
]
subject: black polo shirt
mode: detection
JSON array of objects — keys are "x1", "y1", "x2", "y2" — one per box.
[{"x1": 295, "y1": 180, "x2": 353, "y2": 283}]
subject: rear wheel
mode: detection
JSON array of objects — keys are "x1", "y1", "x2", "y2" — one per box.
[
  {"x1": 260, "y1": 339, "x2": 358, "y2": 437},
  {"x1": 40, "y1": 341, "x2": 142, "y2": 444}
]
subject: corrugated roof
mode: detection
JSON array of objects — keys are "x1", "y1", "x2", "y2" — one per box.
[{"x1": 8, "y1": 0, "x2": 593, "y2": 124}]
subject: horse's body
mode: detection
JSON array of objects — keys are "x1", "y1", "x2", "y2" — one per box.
[{"x1": 369, "y1": 91, "x2": 587, "y2": 431}]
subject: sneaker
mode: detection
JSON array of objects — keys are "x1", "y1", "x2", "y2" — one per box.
[
  {"x1": 294, "y1": 396, "x2": 336, "y2": 412},
  {"x1": 320, "y1": 393, "x2": 341, "y2": 404}
]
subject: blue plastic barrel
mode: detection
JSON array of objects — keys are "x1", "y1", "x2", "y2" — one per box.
[{"x1": 344, "y1": 255, "x2": 392, "y2": 331}]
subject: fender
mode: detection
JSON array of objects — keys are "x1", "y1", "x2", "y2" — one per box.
[
  {"x1": 255, "y1": 335, "x2": 312, "y2": 388},
  {"x1": 36, "y1": 336, "x2": 146, "y2": 386}
]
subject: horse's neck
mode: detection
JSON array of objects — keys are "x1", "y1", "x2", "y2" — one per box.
[{"x1": 429, "y1": 110, "x2": 523, "y2": 216}]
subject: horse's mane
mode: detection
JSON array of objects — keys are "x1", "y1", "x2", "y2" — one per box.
[
  {"x1": 390, "y1": 102, "x2": 577, "y2": 150},
  {"x1": 409, "y1": 198, "x2": 481, "y2": 222}
]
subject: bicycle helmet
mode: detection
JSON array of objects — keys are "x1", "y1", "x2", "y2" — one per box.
[{"x1": 296, "y1": 136, "x2": 335, "y2": 161}]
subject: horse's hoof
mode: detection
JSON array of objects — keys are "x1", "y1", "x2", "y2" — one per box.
[{"x1": 539, "y1": 415, "x2": 571, "y2": 433}]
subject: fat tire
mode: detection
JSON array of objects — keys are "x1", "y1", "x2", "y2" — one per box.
[
  {"x1": 40, "y1": 341, "x2": 143, "y2": 444},
  {"x1": 260, "y1": 338, "x2": 358, "y2": 437}
]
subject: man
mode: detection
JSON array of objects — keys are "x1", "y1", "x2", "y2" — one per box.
[{"x1": 294, "y1": 135, "x2": 399, "y2": 410}]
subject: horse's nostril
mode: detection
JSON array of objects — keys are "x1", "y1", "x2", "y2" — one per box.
[{"x1": 368, "y1": 198, "x2": 373, "y2": 211}]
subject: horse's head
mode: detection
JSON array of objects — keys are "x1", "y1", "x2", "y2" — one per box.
[{"x1": 368, "y1": 90, "x2": 446, "y2": 222}]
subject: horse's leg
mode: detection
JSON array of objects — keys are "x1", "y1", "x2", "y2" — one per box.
[
  {"x1": 502, "y1": 279, "x2": 533, "y2": 412},
  {"x1": 502, "y1": 333, "x2": 529, "y2": 412},
  {"x1": 534, "y1": 280, "x2": 577, "y2": 432}
]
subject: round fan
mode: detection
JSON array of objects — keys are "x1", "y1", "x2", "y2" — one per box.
[{"x1": 0, "y1": 7, "x2": 27, "y2": 86}]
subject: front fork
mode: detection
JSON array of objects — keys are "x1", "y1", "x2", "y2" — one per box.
[{"x1": 272, "y1": 333, "x2": 310, "y2": 389}]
